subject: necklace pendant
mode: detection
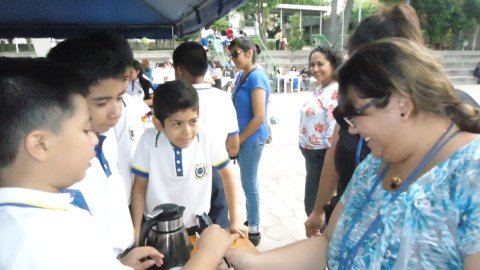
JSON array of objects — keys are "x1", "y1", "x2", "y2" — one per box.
[{"x1": 391, "y1": 176, "x2": 402, "y2": 189}]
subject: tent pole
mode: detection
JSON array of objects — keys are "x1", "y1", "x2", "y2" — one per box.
[{"x1": 172, "y1": 27, "x2": 176, "y2": 48}]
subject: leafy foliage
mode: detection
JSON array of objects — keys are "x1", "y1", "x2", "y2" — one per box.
[
  {"x1": 412, "y1": 0, "x2": 479, "y2": 48},
  {"x1": 288, "y1": 13, "x2": 305, "y2": 50}
]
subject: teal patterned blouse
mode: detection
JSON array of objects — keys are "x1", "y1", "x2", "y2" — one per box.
[{"x1": 327, "y1": 137, "x2": 480, "y2": 269}]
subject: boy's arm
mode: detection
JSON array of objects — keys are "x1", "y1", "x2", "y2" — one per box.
[
  {"x1": 217, "y1": 165, "x2": 247, "y2": 237},
  {"x1": 131, "y1": 175, "x2": 148, "y2": 246}
]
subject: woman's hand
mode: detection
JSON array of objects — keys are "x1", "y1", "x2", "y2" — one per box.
[{"x1": 305, "y1": 210, "x2": 325, "y2": 237}]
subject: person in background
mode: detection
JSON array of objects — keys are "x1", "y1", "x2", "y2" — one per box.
[
  {"x1": 474, "y1": 62, "x2": 480, "y2": 84},
  {"x1": 289, "y1": 65, "x2": 298, "y2": 74},
  {"x1": 129, "y1": 60, "x2": 153, "y2": 106},
  {"x1": 288, "y1": 65, "x2": 300, "y2": 92},
  {"x1": 116, "y1": 61, "x2": 153, "y2": 204},
  {"x1": 305, "y1": 3, "x2": 480, "y2": 236},
  {"x1": 275, "y1": 30, "x2": 282, "y2": 50},
  {"x1": 163, "y1": 60, "x2": 176, "y2": 82},
  {"x1": 200, "y1": 26, "x2": 211, "y2": 51},
  {"x1": 151, "y1": 62, "x2": 165, "y2": 89},
  {"x1": 299, "y1": 47, "x2": 341, "y2": 216},
  {"x1": 0, "y1": 57, "x2": 163, "y2": 270},
  {"x1": 141, "y1": 58, "x2": 153, "y2": 81},
  {"x1": 226, "y1": 25, "x2": 234, "y2": 41},
  {"x1": 227, "y1": 37, "x2": 480, "y2": 270},
  {"x1": 299, "y1": 66, "x2": 310, "y2": 92},
  {"x1": 212, "y1": 60, "x2": 223, "y2": 89},
  {"x1": 229, "y1": 36, "x2": 271, "y2": 246}
]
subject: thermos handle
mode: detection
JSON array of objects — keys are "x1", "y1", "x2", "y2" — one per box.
[{"x1": 139, "y1": 209, "x2": 163, "y2": 247}]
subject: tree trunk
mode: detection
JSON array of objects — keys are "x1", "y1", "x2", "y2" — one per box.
[
  {"x1": 343, "y1": 0, "x2": 354, "y2": 32},
  {"x1": 331, "y1": 0, "x2": 353, "y2": 50},
  {"x1": 330, "y1": 0, "x2": 338, "y2": 42},
  {"x1": 255, "y1": 0, "x2": 267, "y2": 43},
  {"x1": 472, "y1": 23, "x2": 479, "y2": 51}
]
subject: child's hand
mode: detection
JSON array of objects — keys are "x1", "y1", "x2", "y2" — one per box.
[
  {"x1": 197, "y1": 225, "x2": 239, "y2": 252},
  {"x1": 229, "y1": 221, "x2": 248, "y2": 238},
  {"x1": 120, "y1": 246, "x2": 164, "y2": 270}
]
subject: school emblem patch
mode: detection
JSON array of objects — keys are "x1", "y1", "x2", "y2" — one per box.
[{"x1": 194, "y1": 163, "x2": 208, "y2": 180}]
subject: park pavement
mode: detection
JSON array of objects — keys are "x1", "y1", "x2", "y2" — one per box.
[{"x1": 229, "y1": 84, "x2": 480, "y2": 253}]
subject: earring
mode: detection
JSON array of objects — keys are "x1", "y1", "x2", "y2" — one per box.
[{"x1": 400, "y1": 113, "x2": 405, "y2": 117}]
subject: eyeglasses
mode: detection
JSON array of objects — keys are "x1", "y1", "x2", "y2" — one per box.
[
  {"x1": 343, "y1": 98, "x2": 382, "y2": 128},
  {"x1": 229, "y1": 50, "x2": 244, "y2": 59}
]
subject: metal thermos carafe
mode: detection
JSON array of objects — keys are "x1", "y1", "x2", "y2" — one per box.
[{"x1": 139, "y1": 203, "x2": 191, "y2": 270}]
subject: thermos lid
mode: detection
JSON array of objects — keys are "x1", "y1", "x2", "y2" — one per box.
[{"x1": 153, "y1": 203, "x2": 184, "y2": 222}]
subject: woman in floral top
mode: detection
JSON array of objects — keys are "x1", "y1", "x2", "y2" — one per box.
[{"x1": 299, "y1": 47, "x2": 341, "y2": 215}]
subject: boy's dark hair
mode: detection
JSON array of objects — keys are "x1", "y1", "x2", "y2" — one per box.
[
  {"x1": 47, "y1": 31, "x2": 133, "y2": 86},
  {"x1": 172, "y1": 42, "x2": 208, "y2": 77},
  {"x1": 132, "y1": 59, "x2": 145, "y2": 75},
  {"x1": 0, "y1": 57, "x2": 88, "y2": 168},
  {"x1": 153, "y1": 80, "x2": 199, "y2": 125}
]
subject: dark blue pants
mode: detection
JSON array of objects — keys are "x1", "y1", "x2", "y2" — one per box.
[
  {"x1": 208, "y1": 167, "x2": 230, "y2": 228},
  {"x1": 300, "y1": 147, "x2": 327, "y2": 216}
]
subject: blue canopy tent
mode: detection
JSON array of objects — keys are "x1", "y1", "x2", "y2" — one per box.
[{"x1": 0, "y1": 0, "x2": 246, "y2": 38}]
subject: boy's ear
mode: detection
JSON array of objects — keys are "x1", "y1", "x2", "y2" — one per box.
[
  {"x1": 24, "y1": 130, "x2": 50, "y2": 162},
  {"x1": 153, "y1": 117, "x2": 164, "y2": 132}
]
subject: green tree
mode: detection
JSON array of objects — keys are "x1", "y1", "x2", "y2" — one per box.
[
  {"x1": 288, "y1": 13, "x2": 305, "y2": 50},
  {"x1": 212, "y1": 17, "x2": 230, "y2": 31},
  {"x1": 240, "y1": 0, "x2": 281, "y2": 42},
  {"x1": 412, "y1": 0, "x2": 473, "y2": 48},
  {"x1": 349, "y1": 0, "x2": 381, "y2": 31},
  {"x1": 463, "y1": 0, "x2": 480, "y2": 49}
]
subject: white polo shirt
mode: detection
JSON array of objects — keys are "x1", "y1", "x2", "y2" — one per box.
[
  {"x1": 193, "y1": 83, "x2": 239, "y2": 141},
  {"x1": 69, "y1": 128, "x2": 134, "y2": 256},
  {"x1": 131, "y1": 128, "x2": 230, "y2": 227},
  {"x1": 115, "y1": 93, "x2": 152, "y2": 203},
  {"x1": 0, "y1": 188, "x2": 131, "y2": 270}
]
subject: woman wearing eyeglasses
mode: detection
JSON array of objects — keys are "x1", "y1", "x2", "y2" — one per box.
[
  {"x1": 229, "y1": 36, "x2": 271, "y2": 246},
  {"x1": 305, "y1": 3, "x2": 479, "y2": 238},
  {"x1": 299, "y1": 47, "x2": 341, "y2": 216},
  {"x1": 227, "y1": 37, "x2": 480, "y2": 270}
]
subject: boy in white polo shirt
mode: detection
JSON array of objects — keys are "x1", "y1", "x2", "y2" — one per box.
[
  {"x1": 0, "y1": 57, "x2": 163, "y2": 269},
  {"x1": 47, "y1": 32, "x2": 135, "y2": 256},
  {"x1": 172, "y1": 42, "x2": 240, "y2": 229},
  {"x1": 131, "y1": 80, "x2": 247, "y2": 243},
  {"x1": 115, "y1": 62, "x2": 153, "y2": 204}
]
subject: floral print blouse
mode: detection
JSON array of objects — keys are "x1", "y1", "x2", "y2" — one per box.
[{"x1": 299, "y1": 83, "x2": 338, "y2": 150}]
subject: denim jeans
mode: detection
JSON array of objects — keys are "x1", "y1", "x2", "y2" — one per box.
[
  {"x1": 300, "y1": 146, "x2": 327, "y2": 216},
  {"x1": 237, "y1": 138, "x2": 266, "y2": 228},
  {"x1": 208, "y1": 168, "x2": 230, "y2": 229}
]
